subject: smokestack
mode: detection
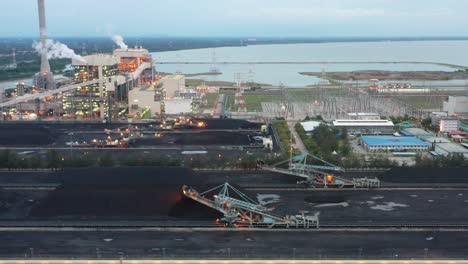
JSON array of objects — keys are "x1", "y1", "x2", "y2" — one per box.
[{"x1": 37, "y1": 0, "x2": 55, "y2": 89}]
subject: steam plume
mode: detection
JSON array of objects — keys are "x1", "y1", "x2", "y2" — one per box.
[
  {"x1": 112, "y1": 35, "x2": 128, "y2": 49},
  {"x1": 33, "y1": 39, "x2": 86, "y2": 63}
]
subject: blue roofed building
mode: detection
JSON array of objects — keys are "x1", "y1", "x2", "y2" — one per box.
[{"x1": 359, "y1": 136, "x2": 431, "y2": 153}]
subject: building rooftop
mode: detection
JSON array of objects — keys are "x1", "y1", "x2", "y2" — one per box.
[
  {"x1": 361, "y1": 136, "x2": 430, "y2": 147},
  {"x1": 419, "y1": 136, "x2": 451, "y2": 143},
  {"x1": 113, "y1": 48, "x2": 150, "y2": 57},
  {"x1": 333, "y1": 120, "x2": 394, "y2": 127},
  {"x1": 300, "y1": 121, "x2": 321, "y2": 132},
  {"x1": 72, "y1": 54, "x2": 119, "y2": 66},
  {"x1": 435, "y1": 142, "x2": 468, "y2": 154},
  {"x1": 347, "y1": 112, "x2": 380, "y2": 116},
  {"x1": 401, "y1": 128, "x2": 433, "y2": 137}
]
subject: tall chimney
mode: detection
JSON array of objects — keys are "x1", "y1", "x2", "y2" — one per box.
[{"x1": 37, "y1": 0, "x2": 55, "y2": 89}]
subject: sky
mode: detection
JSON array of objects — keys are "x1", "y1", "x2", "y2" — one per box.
[{"x1": 1, "y1": 0, "x2": 468, "y2": 37}]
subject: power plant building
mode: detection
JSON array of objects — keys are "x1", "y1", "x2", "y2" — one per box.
[
  {"x1": 68, "y1": 54, "x2": 121, "y2": 119},
  {"x1": 128, "y1": 85, "x2": 162, "y2": 118},
  {"x1": 161, "y1": 75, "x2": 185, "y2": 98}
]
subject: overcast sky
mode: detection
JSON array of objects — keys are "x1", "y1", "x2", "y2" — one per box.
[{"x1": 2, "y1": 0, "x2": 468, "y2": 37}]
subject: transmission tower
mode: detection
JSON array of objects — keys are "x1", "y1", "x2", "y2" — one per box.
[
  {"x1": 247, "y1": 63, "x2": 255, "y2": 84},
  {"x1": 209, "y1": 48, "x2": 220, "y2": 74},
  {"x1": 234, "y1": 73, "x2": 247, "y2": 112}
]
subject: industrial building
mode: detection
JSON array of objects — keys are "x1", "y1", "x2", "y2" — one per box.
[
  {"x1": 399, "y1": 128, "x2": 433, "y2": 137},
  {"x1": 63, "y1": 47, "x2": 154, "y2": 120},
  {"x1": 332, "y1": 119, "x2": 395, "y2": 134},
  {"x1": 360, "y1": 136, "x2": 430, "y2": 153},
  {"x1": 161, "y1": 75, "x2": 185, "y2": 99},
  {"x1": 437, "y1": 117, "x2": 460, "y2": 133},
  {"x1": 113, "y1": 47, "x2": 154, "y2": 85},
  {"x1": 443, "y1": 96, "x2": 468, "y2": 118},
  {"x1": 399, "y1": 128, "x2": 451, "y2": 145},
  {"x1": 69, "y1": 54, "x2": 121, "y2": 120},
  {"x1": 434, "y1": 142, "x2": 468, "y2": 158},
  {"x1": 128, "y1": 85, "x2": 162, "y2": 118},
  {"x1": 431, "y1": 111, "x2": 448, "y2": 126}
]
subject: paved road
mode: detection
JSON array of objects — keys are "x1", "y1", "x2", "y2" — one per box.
[{"x1": 287, "y1": 120, "x2": 307, "y2": 155}]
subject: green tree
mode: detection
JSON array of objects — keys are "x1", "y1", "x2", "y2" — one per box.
[
  {"x1": 421, "y1": 117, "x2": 432, "y2": 130},
  {"x1": 46, "y1": 150, "x2": 61, "y2": 168}
]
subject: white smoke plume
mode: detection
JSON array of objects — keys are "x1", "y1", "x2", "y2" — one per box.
[
  {"x1": 112, "y1": 35, "x2": 128, "y2": 49},
  {"x1": 33, "y1": 39, "x2": 86, "y2": 63}
]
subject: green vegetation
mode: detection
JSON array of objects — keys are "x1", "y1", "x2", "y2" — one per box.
[
  {"x1": 244, "y1": 94, "x2": 281, "y2": 111},
  {"x1": 388, "y1": 115, "x2": 418, "y2": 124},
  {"x1": 295, "y1": 121, "x2": 350, "y2": 158},
  {"x1": 272, "y1": 119, "x2": 297, "y2": 156},
  {"x1": 185, "y1": 79, "x2": 236, "y2": 87},
  {"x1": 421, "y1": 117, "x2": 432, "y2": 130},
  {"x1": 184, "y1": 72, "x2": 222, "y2": 77},
  {"x1": 295, "y1": 123, "x2": 319, "y2": 155},
  {"x1": 395, "y1": 96, "x2": 444, "y2": 109},
  {"x1": 416, "y1": 154, "x2": 467, "y2": 167},
  {"x1": 203, "y1": 93, "x2": 219, "y2": 110},
  {"x1": 0, "y1": 59, "x2": 69, "y2": 82}
]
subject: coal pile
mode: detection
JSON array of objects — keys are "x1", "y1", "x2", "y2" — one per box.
[
  {"x1": 42, "y1": 122, "x2": 129, "y2": 132},
  {"x1": 0, "y1": 123, "x2": 53, "y2": 146},
  {"x1": 30, "y1": 167, "x2": 222, "y2": 220},
  {"x1": 193, "y1": 118, "x2": 261, "y2": 130},
  {"x1": 380, "y1": 167, "x2": 468, "y2": 184},
  {"x1": 304, "y1": 192, "x2": 347, "y2": 204},
  {"x1": 133, "y1": 131, "x2": 252, "y2": 146}
]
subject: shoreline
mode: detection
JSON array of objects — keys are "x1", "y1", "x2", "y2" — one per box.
[{"x1": 300, "y1": 70, "x2": 468, "y2": 81}]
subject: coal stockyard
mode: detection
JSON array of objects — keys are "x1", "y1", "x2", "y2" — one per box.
[
  {"x1": 0, "y1": 167, "x2": 467, "y2": 226},
  {"x1": 0, "y1": 119, "x2": 267, "y2": 152},
  {"x1": 0, "y1": 167, "x2": 468, "y2": 259}
]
